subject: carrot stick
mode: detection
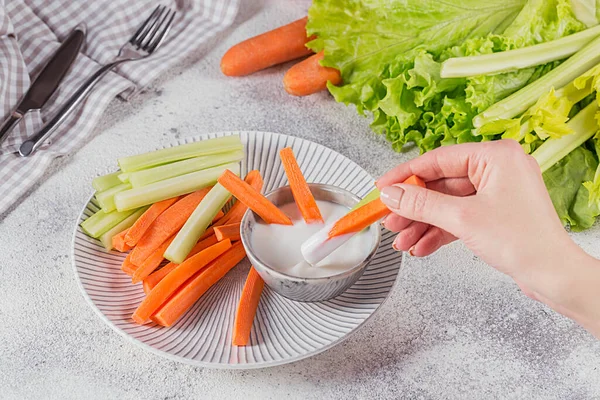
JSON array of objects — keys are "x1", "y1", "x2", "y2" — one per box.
[
  {"x1": 121, "y1": 253, "x2": 137, "y2": 276},
  {"x1": 112, "y1": 229, "x2": 132, "y2": 252},
  {"x1": 221, "y1": 170, "x2": 264, "y2": 224},
  {"x1": 132, "y1": 240, "x2": 232, "y2": 324},
  {"x1": 124, "y1": 196, "x2": 179, "y2": 246},
  {"x1": 328, "y1": 175, "x2": 426, "y2": 238},
  {"x1": 129, "y1": 188, "x2": 211, "y2": 265},
  {"x1": 212, "y1": 210, "x2": 225, "y2": 223},
  {"x1": 218, "y1": 169, "x2": 292, "y2": 225},
  {"x1": 131, "y1": 235, "x2": 176, "y2": 284},
  {"x1": 283, "y1": 51, "x2": 342, "y2": 96},
  {"x1": 214, "y1": 223, "x2": 241, "y2": 242},
  {"x1": 152, "y1": 241, "x2": 247, "y2": 327},
  {"x1": 279, "y1": 147, "x2": 323, "y2": 223},
  {"x1": 221, "y1": 17, "x2": 314, "y2": 77},
  {"x1": 232, "y1": 266, "x2": 264, "y2": 346},
  {"x1": 142, "y1": 235, "x2": 219, "y2": 294}
]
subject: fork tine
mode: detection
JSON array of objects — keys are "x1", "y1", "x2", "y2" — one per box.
[
  {"x1": 141, "y1": 7, "x2": 172, "y2": 50},
  {"x1": 130, "y1": 5, "x2": 164, "y2": 47},
  {"x1": 146, "y1": 10, "x2": 176, "y2": 54}
]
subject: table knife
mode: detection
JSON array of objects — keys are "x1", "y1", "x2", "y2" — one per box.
[{"x1": 0, "y1": 24, "x2": 86, "y2": 146}]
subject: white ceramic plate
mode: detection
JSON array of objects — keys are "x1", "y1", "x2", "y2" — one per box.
[{"x1": 72, "y1": 131, "x2": 403, "y2": 369}]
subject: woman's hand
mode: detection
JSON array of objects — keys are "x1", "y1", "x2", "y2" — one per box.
[{"x1": 376, "y1": 139, "x2": 600, "y2": 337}]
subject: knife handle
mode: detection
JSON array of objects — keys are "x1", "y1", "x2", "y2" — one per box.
[
  {"x1": 19, "y1": 62, "x2": 118, "y2": 157},
  {"x1": 0, "y1": 112, "x2": 22, "y2": 146}
]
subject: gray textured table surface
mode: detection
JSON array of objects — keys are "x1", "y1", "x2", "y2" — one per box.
[{"x1": 2, "y1": 1, "x2": 599, "y2": 399}]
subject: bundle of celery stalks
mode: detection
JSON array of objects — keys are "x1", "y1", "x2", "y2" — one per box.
[{"x1": 80, "y1": 135, "x2": 244, "y2": 257}]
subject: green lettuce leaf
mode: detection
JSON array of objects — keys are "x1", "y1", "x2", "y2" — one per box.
[{"x1": 543, "y1": 145, "x2": 599, "y2": 230}]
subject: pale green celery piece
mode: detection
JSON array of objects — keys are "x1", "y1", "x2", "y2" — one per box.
[
  {"x1": 128, "y1": 149, "x2": 245, "y2": 188},
  {"x1": 473, "y1": 35, "x2": 600, "y2": 128},
  {"x1": 80, "y1": 207, "x2": 140, "y2": 238},
  {"x1": 92, "y1": 171, "x2": 121, "y2": 192},
  {"x1": 532, "y1": 102, "x2": 599, "y2": 172},
  {"x1": 441, "y1": 25, "x2": 600, "y2": 78},
  {"x1": 117, "y1": 135, "x2": 243, "y2": 172},
  {"x1": 114, "y1": 162, "x2": 240, "y2": 212},
  {"x1": 99, "y1": 207, "x2": 148, "y2": 251},
  {"x1": 351, "y1": 188, "x2": 380, "y2": 211},
  {"x1": 164, "y1": 184, "x2": 232, "y2": 263},
  {"x1": 117, "y1": 173, "x2": 130, "y2": 183},
  {"x1": 96, "y1": 183, "x2": 132, "y2": 213}
]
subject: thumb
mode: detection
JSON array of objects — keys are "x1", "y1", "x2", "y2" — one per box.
[{"x1": 380, "y1": 183, "x2": 466, "y2": 235}]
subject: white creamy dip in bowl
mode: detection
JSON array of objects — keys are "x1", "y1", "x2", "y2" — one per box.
[{"x1": 240, "y1": 184, "x2": 381, "y2": 302}]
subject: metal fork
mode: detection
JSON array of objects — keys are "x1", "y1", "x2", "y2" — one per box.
[{"x1": 19, "y1": 5, "x2": 176, "y2": 157}]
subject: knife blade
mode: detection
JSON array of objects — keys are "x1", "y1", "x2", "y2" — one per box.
[{"x1": 0, "y1": 24, "x2": 86, "y2": 145}]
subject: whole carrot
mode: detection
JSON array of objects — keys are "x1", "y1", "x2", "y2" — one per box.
[
  {"x1": 221, "y1": 17, "x2": 314, "y2": 77},
  {"x1": 283, "y1": 51, "x2": 342, "y2": 96}
]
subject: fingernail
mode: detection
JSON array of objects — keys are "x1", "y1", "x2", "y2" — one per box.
[
  {"x1": 392, "y1": 241, "x2": 400, "y2": 251},
  {"x1": 408, "y1": 246, "x2": 415, "y2": 256},
  {"x1": 380, "y1": 186, "x2": 404, "y2": 209},
  {"x1": 380, "y1": 215, "x2": 387, "y2": 227}
]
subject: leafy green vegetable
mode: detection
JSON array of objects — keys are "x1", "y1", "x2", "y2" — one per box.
[
  {"x1": 308, "y1": 0, "x2": 586, "y2": 153},
  {"x1": 543, "y1": 146, "x2": 599, "y2": 230}
]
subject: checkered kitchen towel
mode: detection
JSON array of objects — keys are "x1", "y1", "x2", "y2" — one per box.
[{"x1": 0, "y1": 0, "x2": 238, "y2": 217}]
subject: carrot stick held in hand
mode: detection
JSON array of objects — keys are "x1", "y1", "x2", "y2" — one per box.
[
  {"x1": 283, "y1": 51, "x2": 342, "y2": 96},
  {"x1": 221, "y1": 17, "x2": 314, "y2": 77}
]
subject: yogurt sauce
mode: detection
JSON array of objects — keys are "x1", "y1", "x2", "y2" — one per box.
[{"x1": 249, "y1": 200, "x2": 373, "y2": 278}]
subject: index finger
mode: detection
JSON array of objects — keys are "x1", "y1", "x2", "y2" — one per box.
[{"x1": 377, "y1": 142, "x2": 486, "y2": 188}]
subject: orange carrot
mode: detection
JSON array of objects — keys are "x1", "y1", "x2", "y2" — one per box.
[
  {"x1": 142, "y1": 235, "x2": 219, "y2": 294},
  {"x1": 121, "y1": 253, "x2": 137, "y2": 276},
  {"x1": 129, "y1": 188, "x2": 211, "y2": 265},
  {"x1": 152, "y1": 241, "x2": 247, "y2": 327},
  {"x1": 328, "y1": 175, "x2": 426, "y2": 238},
  {"x1": 214, "y1": 223, "x2": 241, "y2": 242},
  {"x1": 131, "y1": 235, "x2": 176, "y2": 284},
  {"x1": 232, "y1": 267, "x2": 264, "y2": 346},
  {"x1": 132, "y1": 240, "x2": 232, "y2": 324},
  {"x1": 221, "y1": 17, "x2": 314, "y2": 77},
  {"x1": 283, "y1": 51, "x2": 342, "y2": 96},
  {"x1": 124, "y1": 196, "x2": 179, "y2": 246},
  {"x1": 112, "y1": 229, "x2": 132, "y2": 252},
  {"x1": 218, "y1": 170, "x2": 292, "y2": 225},
  {"x1": 221, "y1": 170, "x2": 264, "y2": 224},
  {"x1": 279, "y1": 147, "x2": 323, "y2": 223},
  {"x1": 212, "y1": 210, "x2": 225, "y2": 223}
]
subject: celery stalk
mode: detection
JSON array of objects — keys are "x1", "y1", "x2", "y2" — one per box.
[
  {"x1": 81, "y1": 207, "x2": 140, "y2": 238},
  {"x1": 99, "y1": 207, "x2": 148, "y2": 251},
  {"x1": 351, "y1": 188, "x2": 380, "y2": 211},
  {"x1": 128, "y1": 149, "x2": 244, "y2": 188},
  {"x1": 532, "y1": 102, "x2": 599, "y2": 172},
  {"x1": 96, "y1": 183, "x2": 131, "y2": 213},
  {"x1": 114, "y1": 162, "x2": 240, "y2": 212},
  {"x1": 473, "y1": 35, "x2": 600, "y2": 128},
  {"x1": 164, "y1": 183, "x2": 232, "y2": 263},
  {"x1": 118, "y1": 135, "x2": 243, "y2": 172},
  {"x1": 117, "y1": 173, "x2": 130, "y2": 183},
  {"x1": 92, "y1": 171, "x2": 121, "y2": 192},
  {"x1": 441, "y1": 25, "x2": 600, "y2": 78}
]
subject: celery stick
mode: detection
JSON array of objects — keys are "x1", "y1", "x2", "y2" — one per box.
[
  {"x1": 441, "y1": 25, "x2": 600, "y2": 78},
  {"x1": 473, "y1": 35, "x2": 600, "y2": 128},
  {"x1": 532, "y1": 102, "x2": 599, "y2": 172},
  {"x1": 118, "y1": 135, "x2": 243, "y2": 172},
  {"x1": 96, "y1": 183, "x2": 132, "y2": 213},
  {"x1": 99, "y1": 207, "x2": 148, "y2": 251},
  {"x1": 117, "y1": 173, "x2": 130, "y2": 183},
  {"x1": 128, "y1": 149, "x2": 244, "y2": 188},
  {"x1": 114, "y1": 162, "x2": 241, "y2": 212},
  {"x1": 92, "y1": 171, "x2": 121, "y2": 192},
  {"x1": 351, "y1": 188, "x2": 380, "y2": 211},
  {"x1": 164, "y1": 184, "x2": 232, "y2": 263},
  {"x1": 81, "y1": 207, "x2": 140, "y2": 238}
]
